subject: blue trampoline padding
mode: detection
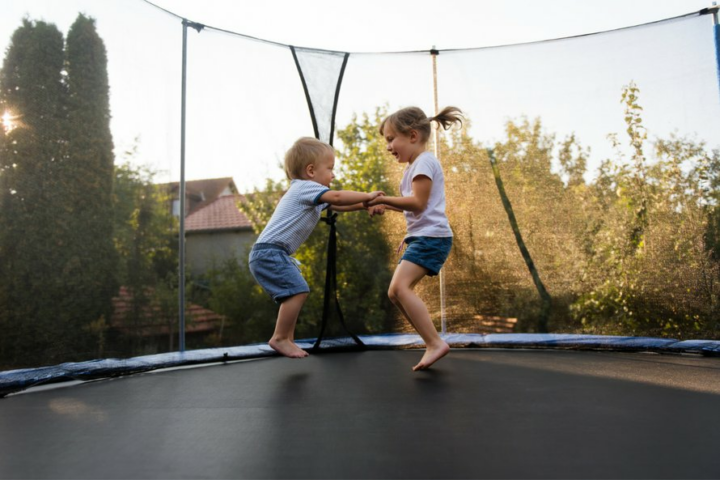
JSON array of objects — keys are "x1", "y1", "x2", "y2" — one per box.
[
  {"x1": 447, "y1": 333, "x2": 677, "y2": 349},
  {"x1": 1, "y1": 333, "x2": 719, "y2": 397}
]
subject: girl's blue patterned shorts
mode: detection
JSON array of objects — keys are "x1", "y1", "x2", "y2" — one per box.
[
  {"x1": 249, "y1": 243, "x2": 309, "y2": 303},
  {"x1": 400, "y1": 236, "x2": 453, "y2": 276}
]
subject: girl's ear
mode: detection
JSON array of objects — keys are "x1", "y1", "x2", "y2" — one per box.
[{"x1": 409, "y1": 129, "x2": 420, "y2": 143}]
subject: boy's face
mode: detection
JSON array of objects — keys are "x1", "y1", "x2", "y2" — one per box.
[{"x1": 308, "y1": 151, "x2": 335, "y2": 187}]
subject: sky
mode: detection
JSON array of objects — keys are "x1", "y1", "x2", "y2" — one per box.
[
  {"x1": 1, "y1": 0, "x2": 718, "y2": 192},
  {"x1": 147, "y1": 0, "x2": 714, "y2": 51}
]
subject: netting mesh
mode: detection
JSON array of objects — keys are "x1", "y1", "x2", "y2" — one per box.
[
  {"x1": 291, "y1": 47, "x2": 348, "y2": 145},
  {"x1": 438, "y1": 14, "x2": 719, "y2": 163},
  {"x1": 0, "y1": 2, "x2": 719, "y2": 370},
  {"x1": 184, "y1": 28, "x2": 310, "y2": 186}
]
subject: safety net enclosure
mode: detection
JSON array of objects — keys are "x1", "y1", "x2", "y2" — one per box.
[
  {"x1": 2, "y1": 3, "x2": 720, "y2": 479},
  {"x1": 0, "y1": 0, "x2": 720, "y2": 391}
]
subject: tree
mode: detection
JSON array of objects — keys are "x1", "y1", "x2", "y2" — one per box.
[
  {"x1": 112, "y1": 153, "x2": 178, "y2": 355},
  {"x1": 328, "y1": 110, "x2": 396, "y2": 334},
  {"x1": 221, "y1": 110, "x2": 397, "y2": 343},
  {"x1": 0, "y1": 16, "x2": 118, "y2": 367},
  {"x1": 220, "y1": 93, "x2": 720, "y2": 342},
  {"x1": 571, "y1": 83, "x2": 720, "y2": 338},
  {"x1": 0, "y1": 19, "x2": 70, "y2": 366},
  {"x1": 438, "y1": 117, "x2": 585, "y2": 333},
  {"x1": 62, "y1": 14, "x2": 118, "y2": 357},
  {"x1": 206, "y1": 257, "x2": 277, "y2": 346}
]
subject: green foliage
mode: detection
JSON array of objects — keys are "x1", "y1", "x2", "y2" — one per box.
[
  {"x1": 113, "y1": 153, "x2": 177, "y2": 288},
  {"x1": 569, "y1": 83, "x2": 719, "y2": 338},
  {"x1": 701, "y1": 146, "x2": 720, "y2": 263},
  {"x1": 111, "y1": 152, "x2": 179, "y2": 356},
  {"x1": 231, "y1": 93, "x2": 719, "y2": 340},
  {"x1": 1, "y1": 11, "x2": 718, "y2": 371},
  {"x1": 226, "y1": 108, "x2": 397, "y2": 343},
  {"x1": 0, "y1": 16, "x2": 118, "y2": 368},
  {"x1": 240, "y1": 178, "x2": 285, "y2": 234},
  {"x1": 63, "y1": 14, "x2": 119, "y2": 350},
  {"x1": 558, "y1": 134, "x2": 589, "y2": 188},
  {"x1": 311, "y1": 109, "x2": 396, "y2": 334},
  {"x1": 205, "y1": 257, "x2": 277, "y2": 346},
  {"x1": 434, "y1": 116, "x2": 583, "y2": 332},
  {"x1": 0, "y1": 19, "x2": 82, "y2": 366}
]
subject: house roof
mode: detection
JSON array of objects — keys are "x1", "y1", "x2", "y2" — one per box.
[
  {"x1": 111, "y1": 286, "x2": 224, "y2": 336},
  {"x1": 185, "y1": 194, "x2": 253, "y2": 233},
  {"x1": 160, "y1": 177, "x2": 238, "y2": 214}
]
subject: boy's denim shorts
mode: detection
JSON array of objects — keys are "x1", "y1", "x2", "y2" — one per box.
[
  {"x1": 248, "y1": 243, "x2": 309, "y2": 303},
  {"x1": 400, "y1": 236, "x2": 453, "y2": 276}
]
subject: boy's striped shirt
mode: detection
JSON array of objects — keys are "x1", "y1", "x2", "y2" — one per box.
[{"x1": 255, "y1": 179, "x2": 330, "y2": 254}]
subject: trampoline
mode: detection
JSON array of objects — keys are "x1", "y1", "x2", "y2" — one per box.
[
  {"x1": 2, "y1": 347, "x2": 720, "y2": 479},
  {"x1": 2, "y1": 2, "x2": 720, "y2": 479}
]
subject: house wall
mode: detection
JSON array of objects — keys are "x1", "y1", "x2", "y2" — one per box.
[{"x1": 186, "y1": 229, "x2": 257, "y2": 277}]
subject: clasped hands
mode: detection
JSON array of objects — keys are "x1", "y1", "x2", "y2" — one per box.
[{"x1": 364, "y1": 191, "x2": 386, "y2": 217}]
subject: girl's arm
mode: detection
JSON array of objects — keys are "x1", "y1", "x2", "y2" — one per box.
[{"x1": 367, "y1": 176, "x2": 431, "y2": 215}]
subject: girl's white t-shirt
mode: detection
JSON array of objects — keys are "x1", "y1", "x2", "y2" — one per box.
[{"x1": 400, "y1": 151, "x2": 453, "y2": 238}]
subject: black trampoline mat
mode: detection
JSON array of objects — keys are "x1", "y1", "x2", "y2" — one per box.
[{"x1": 1, "y1": 349, "x2": 719, "y2": 479}]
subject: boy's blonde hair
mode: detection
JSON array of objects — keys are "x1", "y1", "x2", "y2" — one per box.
[
  {"x1": 284, "y1": 137, "x2": 334, "y2": 180},
  {"x1": 379, "y1": 106, "x2": 464, "y2": 143}
]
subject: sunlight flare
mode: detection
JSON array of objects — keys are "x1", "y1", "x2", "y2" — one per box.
[{"x1": 2, "y1": 110, "x2": 17, "y2": 133}]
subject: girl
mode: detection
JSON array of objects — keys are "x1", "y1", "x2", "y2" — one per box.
[{"x1": 367, "y1": 106, "x2": 463, "y2": 371}]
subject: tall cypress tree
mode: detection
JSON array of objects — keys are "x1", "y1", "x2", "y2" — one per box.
[
  {"x1": 64, "y1": 14, "x2": 118, "y2": 358},
  {"x1": 0, "y1": 15, "x2": 117, "y2": 367},
  {"x1": 0, "y1": 20, "x2": 68, "y2": 366}
]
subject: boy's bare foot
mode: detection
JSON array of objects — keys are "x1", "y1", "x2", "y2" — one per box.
[
  {"x1": 413, "y1": 341, "x2": 450, "y2": 371},
  {"x1": 269, "y1": 338, "x2": 309, "y2": 358}
]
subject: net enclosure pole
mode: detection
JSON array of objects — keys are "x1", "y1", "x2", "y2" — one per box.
[
  {"x1": 178, "y1": 18, "x2": 189, "y2": 353},
  {"x1": 431, "y1": 47, "x2": 447, "y2": 336},
  {"x1": 712, "y1": 3, "x2": 720, "y2": 94},
  {"x1": 177, "y1": 19, "x2": 204, "y2": 352}
]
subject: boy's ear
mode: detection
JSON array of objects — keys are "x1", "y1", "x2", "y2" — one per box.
[{"x1": 305, "y1": 163, "x2": 315, "y2": 178}]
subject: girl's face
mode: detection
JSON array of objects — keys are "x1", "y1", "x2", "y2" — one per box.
[{"x1": 383, "y1": 125, "x2": 423, "y2": 164}]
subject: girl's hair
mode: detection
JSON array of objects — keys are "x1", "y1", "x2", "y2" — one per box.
[
  {"x1": 379, "y1": 106, "x2": 463, "y2": 143},
  {"x1": 284, "y1": 137, "x2": 334, "y2": 180}
]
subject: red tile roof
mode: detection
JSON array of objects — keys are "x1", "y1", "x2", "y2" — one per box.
[
  {"x1": 185, "y1": 194, "x2": 253, "y2": 232},
  {"x1": 111, "y1": 286, "x2": 224, "y2": 336},
  {"x1": 160, "y1": 177, "x2": 238, "y2": 215}
]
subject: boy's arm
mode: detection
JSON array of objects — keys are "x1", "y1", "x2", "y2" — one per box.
[
  {"x1": 330, "y1": 203, "x2": 367, "y2": 212},
  {"x1": 381, "y1": 205, "x2": 404, "y2": 212},
  {"x1": 332, "y1": 204, "x2": 399, "y2": 215},
  {"x1": 319, "y1": 190, "x2": 384, "y2": 207},
  {"x1": 366, "y1": 176, "x2": 431, "y2": 215}
]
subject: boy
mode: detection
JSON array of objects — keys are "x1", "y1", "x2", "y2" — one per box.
[{"x1": 248, "y1": 137, "x2": 384, "y2": 358}]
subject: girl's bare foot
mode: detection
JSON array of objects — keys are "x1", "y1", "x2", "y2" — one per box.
[
  {"x1": 269, "y1": 338, "x2": 309, "y2": 358},
  {"x1": 413, "y1": 341, "x2": 450, "y2": 371}
]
